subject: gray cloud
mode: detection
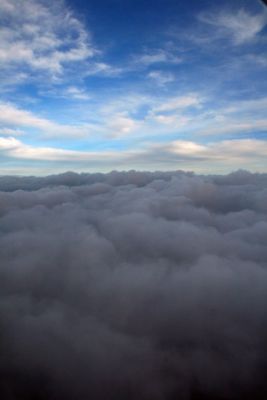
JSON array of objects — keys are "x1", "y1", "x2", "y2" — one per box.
[{"x1": 0, "y1": 169, "x2": 267, "y2": 399}]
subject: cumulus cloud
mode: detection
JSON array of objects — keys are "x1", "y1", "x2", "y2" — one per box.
[{"x1": 0, "y1": 170, "x2": 267, "y2": 399}]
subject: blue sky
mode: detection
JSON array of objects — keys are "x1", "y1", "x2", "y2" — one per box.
[{"x1": 0, "y1": 0, "x2": 267, "y2": 174}]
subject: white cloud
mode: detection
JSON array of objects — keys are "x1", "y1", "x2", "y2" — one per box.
[
  {"x1": 0, "y1": 136, "x2": 138, "y2": 162},
  {"x1": 168, "y1": 139, "x2": 267, "y2": 160},
  {"x1": 0, "y1": 0, "x2": 96, "y2": 80},
  {"x1": 63, "y1": 86, "x2": 91, "y2": 100},
  {"x1": 212, "y1": 139, "x2": 267, "y2": 158},
  {"x1": 0, "y1": 102, "x2": 91, "y2": 138},
  {"x1": 139, "y1": 51, "x2": 168, "y2": 65},
  {"x1": 153, "y1": 94, "x2": 201, "y2": 112},
  {"x1": 107, "y1": 115, "x2": 138, "y2": 137},
  {"x1": 152, "y1": 114, "x2": 178, "y2": 125},
  {"x1": 170, "y1": 141, "x2": 206, "y2": 155},
  {"x1": 147, "y1": 70, "x2": 175, "y2": 86},
  {"x1": 0, "y1": 127, "x2": 25, "y2": 136},
  {"x1": 136, "y1": 50, "x2": 182, "y2": 66},
  {"x1": 37, "y1": 85, "x2": 92, "y2": 101},
  {"x1": 1, "y1": 136, "x2": 266, "y2": 173},
  {"x1": 95, "y1": 92, "x2": 201, "y2": 137},
  {"x1": 223, "y1": 97, "x2": 267, "y2": 114},
  {"x1": 192, "y1": 97, "x2": 267, "y2": 137},
  {"x1": 99, "y1": 94, "x2": 151, "y2": 117},
  {"x1": 0, "y1": 136, "x2": 20, "y2": 151},
  {"x1": 85, "y1": 62, "x2": 123, "y2": 77},
  {"x1": 243, "y1": 53, "x2": 267, "y2": 68},
  {"x1": 199, "y1": 9, "x2": 267, "y2": 45},
  {"x1": 88, "y1": 92, "x2": 203, "y2": 137},
  {"x1": 199, "y1": 119, "x2": 267, "y2": 137}
]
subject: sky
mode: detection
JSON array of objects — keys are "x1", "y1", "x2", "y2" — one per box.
[{"x1": 0, "y1": 0, "x2": 267, "y2": 175}]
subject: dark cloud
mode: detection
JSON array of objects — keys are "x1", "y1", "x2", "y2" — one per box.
[{"x1": 0, "y1": 169, "x2": 267, "y2": 399}]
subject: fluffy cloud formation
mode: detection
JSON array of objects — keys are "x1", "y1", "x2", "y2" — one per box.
[
  {"x1": 0, "y1": 170, "x2": 267, "y2": 399},
  {"x1": 0, "y1": 0, "x2": 95, "y2": 74}
]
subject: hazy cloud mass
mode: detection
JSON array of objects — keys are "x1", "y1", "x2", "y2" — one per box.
[{"x1": 0, "y1": 170, "x2": 267, "y2": 399}]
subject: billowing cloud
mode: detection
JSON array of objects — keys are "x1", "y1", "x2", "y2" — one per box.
[{"x1": 0, "y1": 170, "x2": 267, "y2": 399}]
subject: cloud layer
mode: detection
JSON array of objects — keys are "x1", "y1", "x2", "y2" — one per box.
[
  {"x1": 1, "y1": 135, "x2": 267, "y2": 175},
  {"x1": 0, "y1": 170, "x2": 267, "y2": 399}
]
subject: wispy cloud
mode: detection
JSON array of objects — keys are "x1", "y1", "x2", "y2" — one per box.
[
  {"x1": 85, "y1": 62, "x2": 123, "y2": 77},
  {"x1": 0, "y1": 0, "x2": 96, "y2": 80},
  {"x1": 144, "y1": 94, "x2": 202, "y2": 128},
  {"x1": 193, "y1": 96, "x2": 267, "y2": 137},
  {"x1": 134, "y1": 49, "x2": 182, "y2": 67},
  {"x1": 61, "y1": 86, "x2": 91, "y2": 101},
  {"x1": 0, "y1": 0, "x2": 122, "y2": 90},
  {"x1": 1, "y1": 136, "x2": 266, "y2": 173},
  {"x1": 0, "y1": 127, "x2": 25, "y2": 136},
  {"x1": 2, "y1": 89, "x2": 264, "y2": 145},
  {"x1": 199, "y1": 8, "x2": 267, "y2": 45},
  {"x1": 107, "y1": 115, "x2": 140, "y2": 137},
  {"x1": 0, "y1": 136, "x2": 139, "y2": 163},
  {"x1": 152, "y1": 94, "x2": 202, "y2": 113},
  {"x1": 42, "y1": 86, "x2": 92, "y2": 101},
  {"x1": 147, "y1": 70, "x2": 175, "y2": 86},
  {"x1": 0, "y1": 102, "x2": 92, "y2": 138}
]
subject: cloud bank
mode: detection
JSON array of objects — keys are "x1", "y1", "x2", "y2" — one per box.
[{"x1": 0, "y1": 170, "x2": 267, "y2": 399}]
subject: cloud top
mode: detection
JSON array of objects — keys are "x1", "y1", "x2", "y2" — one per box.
[{"x1": 0, "y1": 170, "x2": 267, "y2": 399}]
